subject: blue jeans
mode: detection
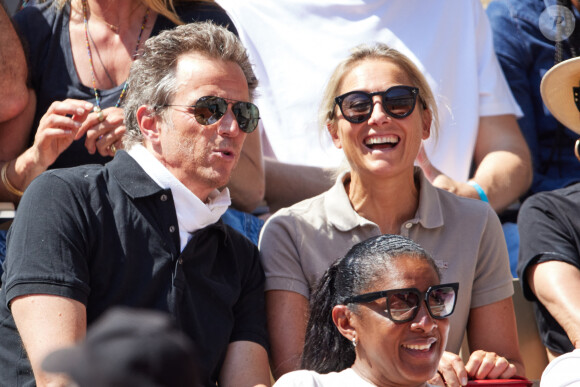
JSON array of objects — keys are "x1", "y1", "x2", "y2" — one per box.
[
  {"x1": 221, "y1": 208, "x2": 264, "y2": 246},
  {"x1": 502, "y1": 222, "x2": 520, "y2": 278},
  {"x1": 0, "y1": 229, "x2": 6, "y2": 279}
]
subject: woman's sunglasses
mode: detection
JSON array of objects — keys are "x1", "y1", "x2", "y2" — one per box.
[
  {"x1": 164, "y1": 96, "x2": 260, "y2": 133},
  {"x1": 334, "y1": 85, "x2": 421, "y2": 124},
  {"x1": 344, "y1": 282, "x2": 459, "y2": 323}
]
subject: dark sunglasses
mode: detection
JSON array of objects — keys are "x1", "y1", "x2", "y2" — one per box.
[
  {"x1": 344, "y1": 282, "x2": 459, "y2": 323},
  {"x1": 334, "y1": 85, "x2": 421, "y2": 124},
  {"x1": 164, "y1": 96, "x2": 260, "y2": 133}
]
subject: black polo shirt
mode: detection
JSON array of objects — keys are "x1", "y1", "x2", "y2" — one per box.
[
  {"x1": 0, "y1": 151, "x2": 267, "y2": 387},
  {"x1": 518, "y1": 182, "x2": 580, "y2": 355}
]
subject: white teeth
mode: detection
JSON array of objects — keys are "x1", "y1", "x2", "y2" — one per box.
[
  {"x1": 403, "y1": 337, "x2": 437, "y2": 351},
  {"x1": 365, "y1": 135, "x2": 399, "y2": 145}
]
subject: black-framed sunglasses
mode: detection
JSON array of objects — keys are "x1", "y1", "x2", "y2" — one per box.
[
  {"x1": 344, "y1": 282, "x2": 459, "y2": 323},
  {"x1": 163, "y1": 96, "x2": 260, "y2": 133},
  {"x1": 334, "y1": 85, "x2": 421, "y2": 124}
]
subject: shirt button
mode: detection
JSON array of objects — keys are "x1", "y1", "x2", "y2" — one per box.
[
  {"x1": 160, "y1": 194, "x2": 168, "y2": 202},
  {"x1": 404, "y1": 222, "x2": 413, "y2": 229},
  {"x1": 169, "y1": 225, "x2": 176, "y2": 233},
  {"x1": 178, "y1": 257, "x2": 184, "y2": 265}
]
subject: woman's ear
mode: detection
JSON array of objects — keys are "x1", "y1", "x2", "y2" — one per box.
[
  {"x1": 137, "y1": 105, "x2": 161, "y2": 145},
  {"x1": 421, "y1": 106, "x2": 431, "y2": 140},
  {"x1": 332, "y1": 304, "x2": 357, "y2": 341},
  {"x1": 328, "y1": 121, "x2": 343, "y2": 149}
]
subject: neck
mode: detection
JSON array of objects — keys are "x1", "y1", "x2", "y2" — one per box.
[
  {"x1": 76, "y1": 0, "x2": 145, "y2": 29},
  {"x1": 347, "y1": 168, "x2": 419, "y2": 234}
]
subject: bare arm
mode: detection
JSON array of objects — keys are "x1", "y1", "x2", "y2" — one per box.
[
  {"x1": 0, "y1": 2, "x2": 29, "y2": 123},
  {"x1": 227, "y1": 129, "x2": 265, "y2": 212},
  {"x1": 418, "y1": 114, "x2": 532, "y2": 213},
  {"x1": 471, "y1": 114, "x2": 532, "y2": 212},
  {"x1": 466, "y1": 297, "x2": 525, "y2": 378},
  {"x1": 264, "y1": 157, "x2": 334, "y2": 213},
  {"x1": 266, "y1": 290, "x2": 309, "y2": 380},
  {"x1": 0, "y1": 98, "x2": 93, "y2": 203},
  {"x1": 527, "y1": 260, "x2": 580, "y2": 349},
  {"x1": 11, "y1": 294, "x2": 87, "y2": 387},
  {"x1": 219, "y1": 340, "x2": 271, "y2": 387}
]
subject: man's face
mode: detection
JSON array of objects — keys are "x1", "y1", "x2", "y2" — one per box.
[{"x1": 155, "y1": 53, "x2": 250, "y2": 200}]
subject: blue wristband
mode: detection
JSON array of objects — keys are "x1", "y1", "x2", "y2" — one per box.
[{"x1": 468, "y1": 181, "x2": 489, "y2": 203}]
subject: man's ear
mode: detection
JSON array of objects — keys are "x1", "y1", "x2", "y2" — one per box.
[
  {"x1": 136, "y1": 105, "x2": 162, "y2": 145},
  {"x1": 332, "y1": 304, "x2": 357, "y2": 342}
]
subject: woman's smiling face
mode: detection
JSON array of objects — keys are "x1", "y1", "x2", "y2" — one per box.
[
  {"x1": 350, "y1": 256, "x2": 449, "y2": 386},
  {"x1": 329, "y1": 58, "x2": 431, "y2": 180}
]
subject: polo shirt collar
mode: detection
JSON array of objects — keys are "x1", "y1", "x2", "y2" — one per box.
[
  {"x1": 107, "y1": 150, "x2": 165, "y2": 199},
  {"x1": 324, "y1": 167, "x2": 444, "y2": 232}
]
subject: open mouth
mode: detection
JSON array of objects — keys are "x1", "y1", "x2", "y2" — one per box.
[
  {"x1": 402, "y1": 337, "x2": 437, "y2": 352},
  {"x1": 364, "y1": 135, "x2": 400, "y2": 150}
]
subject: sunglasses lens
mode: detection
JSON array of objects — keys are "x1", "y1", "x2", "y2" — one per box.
[
  {"x1": 427, "y1": 286, "x2": 456, "y2": 318},
  {"x1": 383, "y1": 87, "x2": 417, "y2": 118},
  {"x1": 387, "y1": 291, "x2": 420, "y2": 322},
  {"x1": 233, "y1": 102, "x2": 260, "y2": 133},
  {"x1": 340, "y1": 93, "x2": 373, "y2": 123},
  {"x1": 193, "y1": 96, "x2": 228, "y2": 125}
]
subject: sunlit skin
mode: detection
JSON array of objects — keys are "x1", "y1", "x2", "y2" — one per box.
[
  {"x1": 329, "y1": 59, "x2": 431, "y2": 186},
  {"x1": 337, "y1": 257, "x2": 449, "y2": 387},
  {"x1": 142, "y1": 53, "x2": 249, "y2": 202}
]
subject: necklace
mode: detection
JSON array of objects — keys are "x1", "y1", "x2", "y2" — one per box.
[
  {"x1": 91, "y1": 13, "x2": 119, "y2": 33},
  {"x1": 81, "y1": 0, "x2": 150, "y2": 116}
]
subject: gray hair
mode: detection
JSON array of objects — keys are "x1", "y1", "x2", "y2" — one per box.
[{"x1": 122, "y1": 21, "x2": 258, "y2": 148}]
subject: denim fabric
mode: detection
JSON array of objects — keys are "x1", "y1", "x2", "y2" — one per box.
[
  {"x1": 0, "y1": 229, "x2": 5, "y2": 279},
  {"x1": 488, "y1": 0, "x2": 580, "y2": 196},
  {"x1": 221, "y1": 208, "x2": 264, "y2": 246},
  {"x1": 502, "y1": 221, "x2": 520, "y2": 278}
]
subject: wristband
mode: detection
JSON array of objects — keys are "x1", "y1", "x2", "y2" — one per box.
[{"x1": 468, "y1": 181, "x2": 489, "y2": 203}]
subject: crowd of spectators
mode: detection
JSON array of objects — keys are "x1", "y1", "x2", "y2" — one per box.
[{"x1": 1, "y1": 0, "x2": 579, "y2": 386}]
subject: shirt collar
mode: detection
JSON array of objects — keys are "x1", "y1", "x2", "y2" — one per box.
[
  {"x1": 324, "y1": 167, "x2": 444, "y2": 232},
  {"x1": 127, "y1": 145, "x2": 231, "y2": 247}
]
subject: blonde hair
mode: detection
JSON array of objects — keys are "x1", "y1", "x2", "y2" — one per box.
[
  {"x1": 51, "y1": 0, "x2": 215, "y2": 25},
  {"x1": 320, "y1": 43, "x2": 439, "y2": 141}
]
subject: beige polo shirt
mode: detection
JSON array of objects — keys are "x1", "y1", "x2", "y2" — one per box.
[{"x1": 258, "y1": 168, "x2": 513, "y2": 353}]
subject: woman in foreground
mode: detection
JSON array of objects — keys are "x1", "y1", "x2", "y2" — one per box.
[{"x1": 274, "y1": 234, "x2": 458, "y2": 387}]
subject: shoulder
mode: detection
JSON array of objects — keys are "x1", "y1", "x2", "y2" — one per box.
[
  {"x1": 273, "y1": 370, "x2": 327, "y2": 386},
  {"x1": 170, "y1": 2, "x2": 238, "y2": 35},
  {"x1": 520, "y1": 183, "x2": 580, "y2": 219},
  {"x1": 430, "y1": 181, "x2": 498, "y2": 220},
  {"x1": 13, "y1": 1, "x2": 60, "y2": 43},
  {"x1": 261, "y1": 192, "x2": 331, "y2": 240}
]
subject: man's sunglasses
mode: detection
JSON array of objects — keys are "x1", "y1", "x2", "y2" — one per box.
[
  {"x1": 334, "y1": 85, "x2": 422, "y2": 124},
  {"x1": 163, "y1": 96, "x2": 260, "y2": 133},
  {"x1": 344, "y1": 282, "x2": 459, "y2": 323}
]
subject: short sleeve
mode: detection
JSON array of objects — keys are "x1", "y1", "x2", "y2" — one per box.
[
  {"x1": 517, "y1": 189, "x2": 580, "y2": 300},
  {"x1": 4, "y1": 172, "x2": 92, "y2": 307},
  {"x1": 471, "y1": 205, "x2": 514, "y2": 308},
  {"x1": 258, "y1": 211, "x2": 311, "y2": 298}
]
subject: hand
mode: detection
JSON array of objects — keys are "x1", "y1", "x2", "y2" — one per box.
[
  {"x1": 428, "y1": 351, "x2": 468, "y2": 387},
  {"x1": 31, "y1": 99, "x2": 93, "y2": 168},
  {"x1": 465, "y1": 350, "x2": 517, "y2": 380},
  {"x1": 77, "y1": 106, "x2": 126, "y2": 157},
  {"x1": 416, "y1": 144, "x2": 480, "y2": 200}
]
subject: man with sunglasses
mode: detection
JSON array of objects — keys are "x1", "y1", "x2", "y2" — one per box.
[{"x1": 0, "y1": 22, "x2": 270, "y2": 387}]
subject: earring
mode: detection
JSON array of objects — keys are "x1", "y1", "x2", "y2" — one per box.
[
  {"x1": 575, "y1": 138, "x2": 580, "y2": 162},
  {"x1": 352, "y1": 338, "x2": 357, "y2": 347}
]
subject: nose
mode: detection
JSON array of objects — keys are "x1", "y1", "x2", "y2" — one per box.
[
  {"x1": 366, "y1": 96, "x2": 390, "y2": 126},
  {"x1": 410, "y1": 302, "x2": 437, "y2": 333},
  {"x1": 217, "y1": 107, "x2": 241, "y2": 137}
]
